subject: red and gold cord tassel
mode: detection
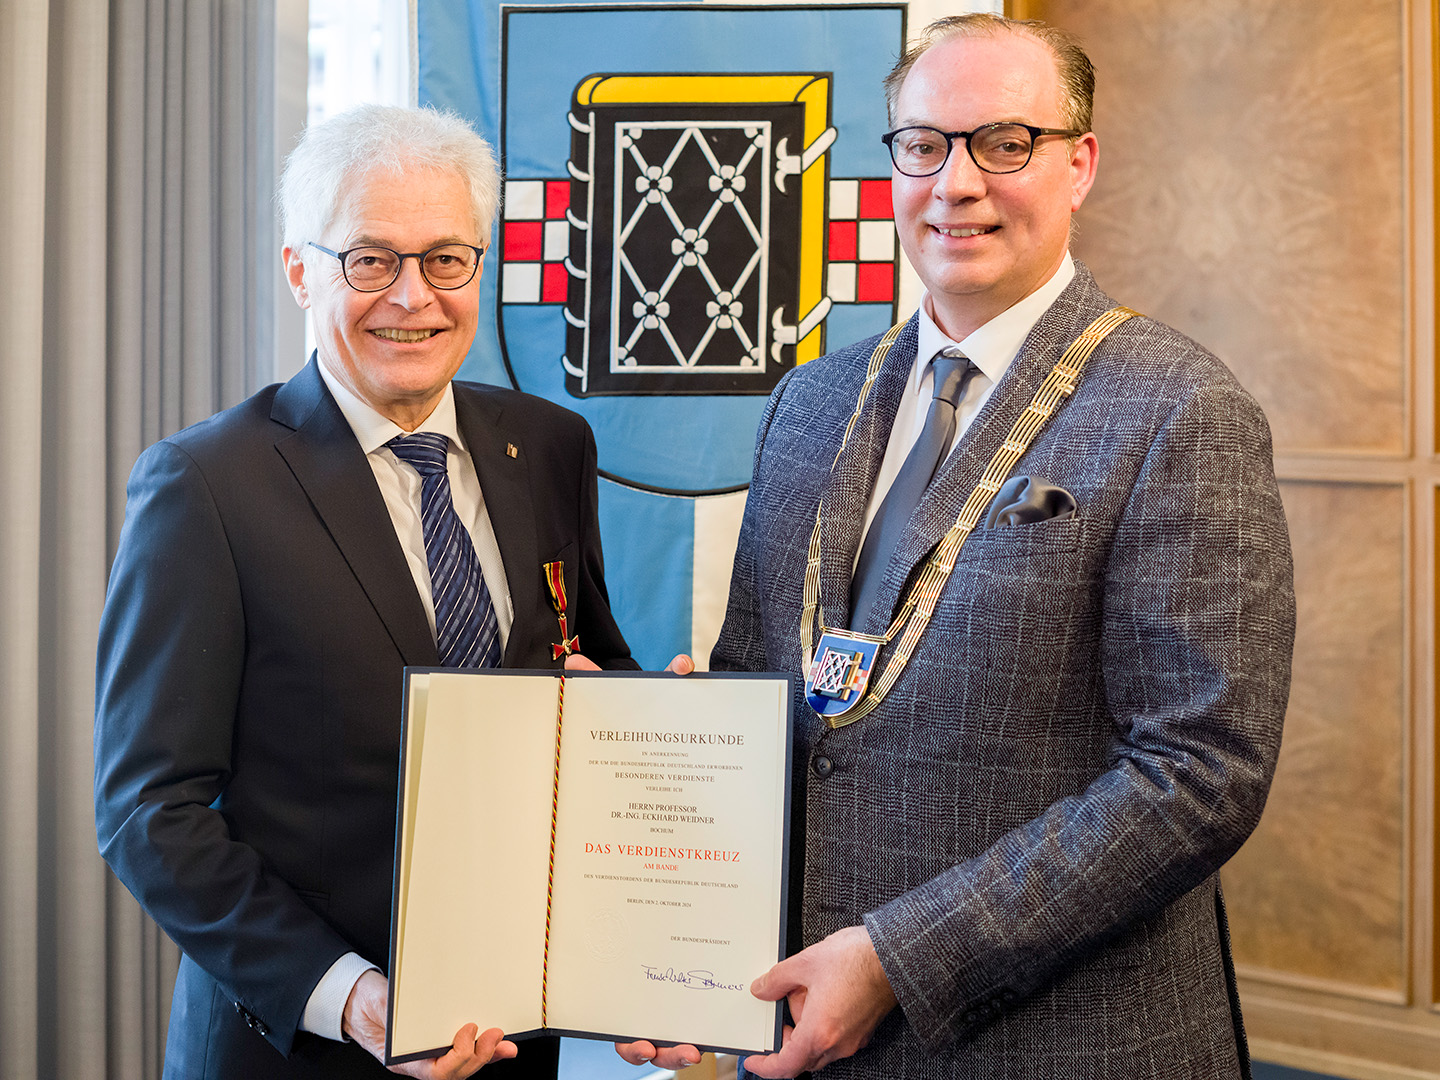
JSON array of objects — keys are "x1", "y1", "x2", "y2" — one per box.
[{"x1": 541, "y1": 672, "x2": 565, "y2": 1027}]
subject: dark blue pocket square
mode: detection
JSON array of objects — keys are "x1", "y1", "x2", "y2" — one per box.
[{"x1": 983, "y1": 475, "x2": 1077, "y2": 529}]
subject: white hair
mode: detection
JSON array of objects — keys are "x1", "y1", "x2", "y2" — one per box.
[{"x1": 278, "y1": 104, "x2": 501, "y2": 256}]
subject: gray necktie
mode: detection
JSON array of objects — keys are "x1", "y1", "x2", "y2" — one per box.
[{"x1": 850, "y1": 347, "x2": 980, "y2": 630}]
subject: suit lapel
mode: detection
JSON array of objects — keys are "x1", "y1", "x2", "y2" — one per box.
[
  {"x1": 453, "y1": 385, "x2": 541, "y2": 668},
  {"x1": 859, "y1": 268, "x2": 1114, "y2": 632},
  {"x1": 271, "y1": 359, "x2": 438, "y2": 667},
  {"x1": 817, "y1": 317, "x2": 919, "y2": 630}
]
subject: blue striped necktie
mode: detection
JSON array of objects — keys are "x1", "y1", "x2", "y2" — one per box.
[
  {"x1": 386, "y1": 432, "x2": 501, "y2": 668},
  {"x1": 850, "y1": 347, "x2": 980, "y2": 630}
]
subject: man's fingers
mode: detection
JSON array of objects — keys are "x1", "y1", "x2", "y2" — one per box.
[
  {"x1": 744, "y1": 928, "x2": 894, "y2": 1076},
  {"x1": 750, "y1": 962, "x2": 800, "y2": 1003},
  {"x1": 614, "y1": 1040, "x2": 657, "y2": 1066},
  {"x1": 472, "y1": 1027, "x2": 515, "y2": 1064},
  {"x1": 613, "y1": 1040, "x2": 702, "y2": 1069},
  {"x1": 568, "y1": 652, "x2": 692, "y2": 674},
  {"x1": 737, "y1": 1022, "x2": 797, "y2": 1079},
  {"x1": 391, "y1": 1024, "x2": 513, "y2": 1079},
  {"x1": 741, "y1": 1054, "x2": 792, "y2": 1079},
  {"x1": 650, "y1": 1044, "x2": 703, "y2": 1069},
  {"x1": 742, "y1": 1037, "x2": 813, "y2": 1080}
]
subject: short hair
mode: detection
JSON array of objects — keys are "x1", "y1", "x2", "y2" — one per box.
[
  {"x1": 883, "y1": 13, "x2": 1094, "y2": 136},
  {"x1": 278, "y1": 104, "x2": 501, "y2": 256}
]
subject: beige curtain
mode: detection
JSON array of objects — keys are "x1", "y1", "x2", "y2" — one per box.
[{"x1": 0, "y1": 2, "x2": 279, "y2": 1076}]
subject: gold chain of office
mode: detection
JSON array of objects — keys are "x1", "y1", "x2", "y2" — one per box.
[{"x1": 799, "y1": 305, "x2": 1140, "y2": 728}]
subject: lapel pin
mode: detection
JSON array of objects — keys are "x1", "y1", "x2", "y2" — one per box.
[{"x1": 506, "y1": 443, "x2": 518, "y2": 458}]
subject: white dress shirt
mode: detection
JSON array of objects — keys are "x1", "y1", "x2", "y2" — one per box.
[
  {"x1": 855, "y1": 253, "x2": 1077, "y2": 560},
  {"x1": 317, "y1": 360, "x2": 515, "y2": 647},
  {"x1": 300, "y1": 359, "x2": 515, "y2": 1040}
]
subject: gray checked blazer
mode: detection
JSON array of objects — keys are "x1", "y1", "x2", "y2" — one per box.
[{"x1": 713, "y1": 262, "x2": 1296, "y2": 1079}]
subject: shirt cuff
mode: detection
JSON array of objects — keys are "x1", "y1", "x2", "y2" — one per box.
[{"x1": 300, "y1": 951, "x2": 379, "y2": 1042}]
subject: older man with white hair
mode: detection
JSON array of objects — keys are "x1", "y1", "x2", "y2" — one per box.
[{"x1": 96, "y1": 104, "x2": 640, "y2": 1080}]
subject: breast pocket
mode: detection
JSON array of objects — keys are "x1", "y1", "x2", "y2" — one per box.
[
  {"x1": 546, "y1": 541, "x2": 578, "y2": 589},
  {"x1": 921, "y1": 516, "x2": 1102, "y2": 724},
  {"x1": 956, "y1": 514, "x2": 1086, "y2": 563},
  {"x1": 939, "y1": 515, "x2": 1096, "y2": 635}
]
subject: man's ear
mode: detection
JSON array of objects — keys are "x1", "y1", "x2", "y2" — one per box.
[
  {"x1": 282, "y1": 245, "x2": 310, "y2": 309},
  {"x1": 1068, "y1": 132, "x2": 1099, "y2": 212}
]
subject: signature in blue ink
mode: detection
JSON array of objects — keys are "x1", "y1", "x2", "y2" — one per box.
[{"x1": 640, "y1": 965, "x2": 745, "y2": 992}]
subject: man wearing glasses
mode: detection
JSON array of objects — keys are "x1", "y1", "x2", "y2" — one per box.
[
  {"x1": 95, "y1": 105, "x2": 639, "y2": 1079},
  {"x1": 623, "y1": 13, "x2": 1293, "y2": 1080}
]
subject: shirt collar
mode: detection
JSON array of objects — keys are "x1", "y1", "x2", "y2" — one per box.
[
  {"x1": 315, "y1": 356, "x2": 466, "y2": 455},
  {"x1": 915, "y1": 251, "x2": 1076, "y2": 385}
]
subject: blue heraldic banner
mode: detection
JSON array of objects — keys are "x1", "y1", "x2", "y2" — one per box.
[{"x1": 416, "y1": 1, "x2": 905, "y2": 668}]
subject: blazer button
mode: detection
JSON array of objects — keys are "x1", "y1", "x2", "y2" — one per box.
[{"x1": 811, "y1": 755, "x2": 834, "y2": 778}]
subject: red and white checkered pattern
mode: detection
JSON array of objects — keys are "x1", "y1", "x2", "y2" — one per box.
[
  {"x1": 500, "y1": 180, "x2": 573, "y2": 303},
  {"x1": 501, "y1": 175, "x2": 899, "y2": 310},
  {"x1": 826, "y1": 178, "x2": 896, "y2": 304}
]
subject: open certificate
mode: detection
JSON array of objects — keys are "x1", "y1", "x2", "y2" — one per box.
[{"x1": 386, "y1": 669, "x2": 794, "y2": 1065}]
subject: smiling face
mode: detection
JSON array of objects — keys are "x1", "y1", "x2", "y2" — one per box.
[
  {"x1": 890, "y1": 31, "x2": 1098, "y2": 340},
  {"x1": 283, "y1": 167, "x2": 484, "y2": 430}
]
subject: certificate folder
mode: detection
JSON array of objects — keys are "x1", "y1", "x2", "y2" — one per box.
[{"x1": 386, "y1": 669, "x2": 793, "y2": 1065}]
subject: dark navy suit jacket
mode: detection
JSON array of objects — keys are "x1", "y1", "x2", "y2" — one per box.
[{"x1": 95, "y1": 358, "x2": 636, "y2": 1079}]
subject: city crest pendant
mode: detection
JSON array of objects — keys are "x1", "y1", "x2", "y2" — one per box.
[{"x1": 805, "y1": 630, "x2": 884, "y2": 718}]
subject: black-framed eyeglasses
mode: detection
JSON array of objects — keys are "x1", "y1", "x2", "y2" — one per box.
[
  {"x1": 307, "y1": 241, "x2": 486, "y2": 292},
  {"x1": 881, "y1": 122, "x2": 1083, "y2": 177}
]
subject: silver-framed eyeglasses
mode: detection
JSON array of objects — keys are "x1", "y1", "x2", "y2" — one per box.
[
  {"x1": 881, "y1": 122, "x2": 1083, "y2": 177},
  {"x1": 307, "y1": 241, "x2": 485, "y2": 292}
]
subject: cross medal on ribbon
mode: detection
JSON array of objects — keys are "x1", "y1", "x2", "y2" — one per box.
[{"x1": 544, "y1": 561, "x2": 580, "y2": 659}]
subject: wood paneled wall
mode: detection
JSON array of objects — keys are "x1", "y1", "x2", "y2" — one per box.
[{"x1": 1012, "y1": 1, "x2": 1440, "y2": 1075}]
